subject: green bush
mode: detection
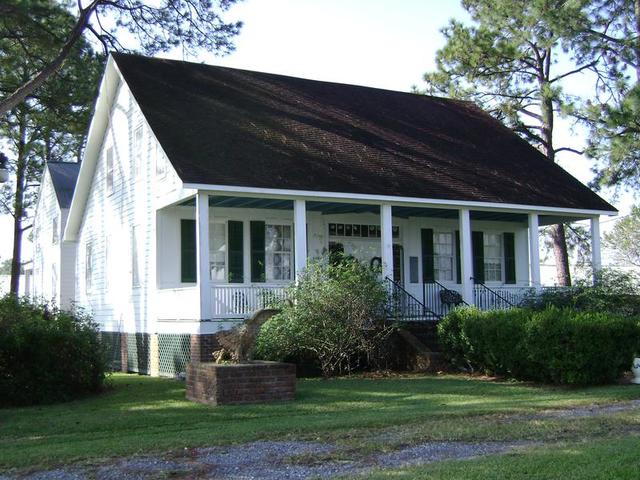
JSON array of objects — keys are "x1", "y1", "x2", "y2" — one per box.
[
  {"x1": 0, "y1": 295, "x2": 107, "y2": 406},
  {"x1": 523, "y1": 268, "x2": 640, "y2": 316},
  {"x1": 438, "y1": 306, "x2": 640, "y2": 385},
  {"x1": 255, "y1": 256, "x2": 393, "y2": 377}
]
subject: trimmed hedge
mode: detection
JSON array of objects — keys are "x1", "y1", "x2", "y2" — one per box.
[
  {"x1": 438, "y1": 307, "x2": 640, "y2": 385},
  {"x1": 0, "y1": 295, "x2": 107, "y2": 406}
]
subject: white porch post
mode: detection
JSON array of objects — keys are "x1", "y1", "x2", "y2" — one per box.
[
  {"x1": 459, "y1": 208, "x2": 474, "y2": 305},
  {"x1": 590, "y1": 216, "x2": 602, "y2": 283},
  {"x1": 196, "y1": 192, "x2": 211, "y2": 320},
  {"x1": 294, "y1": 199, "x2": 307, "y2": 278},
  {"x1": 380, "y1": 204, "x2": 394, "y2": 280},
  {"x1": 528, "y1": 213, "x2": 541, "y2": 288}
]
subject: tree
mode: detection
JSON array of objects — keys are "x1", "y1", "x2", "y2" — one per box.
[
  {"x1": 577, "y1": 0, "x2": 640, "y2": 191},
  {"x1": 0, "y1": 0, "x2": 242, "y2": 115},
  {"x1": 419, "y1": 0, "x2": 617, "y2": 286},
  {"x1": 1, "y1": 2, "x2": 103, "y2": 295},
  {"x1": 604, "y1": 206, "x2": 640, "y2": 268}
]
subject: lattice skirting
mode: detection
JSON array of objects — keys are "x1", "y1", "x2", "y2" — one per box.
[{"x1": 100, "y1": 332, "x2": 220, "y2": 377}]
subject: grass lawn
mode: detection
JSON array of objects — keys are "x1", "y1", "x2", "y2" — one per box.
[
  {"x1": 1, "y1": 373, "x2": 639, "y2": 472},
  {"x1": 363, "y1": 435, "x2": 640, "y2": 480}
]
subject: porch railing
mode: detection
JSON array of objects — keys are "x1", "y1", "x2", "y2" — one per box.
[
  {"x1": 423, "y1": 281, "x2": 468, "y2": 317},
  {"x1": 386, "y1": 278, "x2": 441, "y2": 322},
  {"x1": 211, "y1": 284, "x2": 289, "y2": 318}
]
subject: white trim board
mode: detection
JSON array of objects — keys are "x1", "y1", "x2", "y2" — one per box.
[{"x1": 183, "y1": 183, "x2": 617, "y2": 218}]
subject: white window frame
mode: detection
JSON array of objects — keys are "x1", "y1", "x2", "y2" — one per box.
[
  {"x1": 133, "y1": 125, "x2": 143, "y2": 179},
  {"x1": 51, "y1": 263, "x2": 58, "y2": 301},
  {"x1": 209, "y1": 220, "x2": 228, "y2": 283},
  {"x1": 265, "y1": 221, "x2": 293, "y2": 283},
  {"x1": 85, "y1": 240, "x2": 93, "y2": 293},
  {"x1": 433, "y1": 230, "x2": 455, "y2": 283},
  {"x1": 131, "y1": 225, "x2": 141, "y2": 287},
  {"x1": 155, "y1": 142, "x2": 168, "y2": 178},
  {"x1": 483, "y1": 232, "x2": 503, "y2": 283},
  {"x1": 105, "y1": 147, "x2": 114, "y2": 196},
  {"x1": 52, "y1": 214, "x2": 59, "y2": 245}
]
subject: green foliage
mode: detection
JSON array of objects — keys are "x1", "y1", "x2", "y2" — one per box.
[
  {"x1": 0, "y1": 295, "x2": 107, "y2": 406},
  {"x1": 524, "y1": 268, "x2": 640, "y2": 317},
  {"x1": 438, "y1": 306, "x2": 640, "y2": 385},
  {"x1": 604, "y1": 206, "x2": 640, "y2": 268},
  {"x1": 255, "y1": 256, "x2": 392, "y2": 377}
]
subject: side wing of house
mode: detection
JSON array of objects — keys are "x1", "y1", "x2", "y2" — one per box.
[
  {"x1": 31, "y1": 168, "x2": 62, "y2": 305},
  {"x1": 70, "y1": 64, "x2": 185, "y2": 344}
]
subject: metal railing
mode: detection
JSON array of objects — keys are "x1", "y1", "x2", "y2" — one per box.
[
  {"x1": 386, "y1": 277, "x2": 441, "y2": 322},
  {"x1": 472, "y1": 279, "x2": 515, "y2": 310},
  {"x1": 423, "y1": 281, "x2": 468, "y2": 317}
]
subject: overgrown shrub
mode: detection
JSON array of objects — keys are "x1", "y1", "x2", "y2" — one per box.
[
  {"x1": 523, "y1": 268, "x2": 640, "y2": 316},
  {"x1": 438, "y1": 306, "x2": 640, "y2": 385},
  {"x1": 255, "y1": 256, "x2": 393, "y2": 377},
  {"x1": 0, "y1": 295, "x2": 107, "y2": 406}
]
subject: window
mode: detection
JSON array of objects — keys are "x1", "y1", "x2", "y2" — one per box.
[
  {"x1": 209, "y1": 222, "x2": 226, "y2": 282},
  {"x1": 484, "y1": 233, "x2": 503, "y2": 282},
  {"x1": 265, "y1": 224, "x2": 292, "y2": 281},
  {"x1": 434, "y1": 232, "x2": 454, "y2": 282},
  {"x1": 132, "y1": 226, "x2": 140, "y2": 287},
  {"x1": 155, "y1": 143, "x2": 167, "y2": 177},
  {"x1": 51, "y1": 263, "x2": 57, "y2": 300},
  {"x1": 52, "y1": 215, "x2": 59, "y2": 244},
  {"x1": 133, "y1": 125, "x2": 143, "y2": 178},
  {"x1": 85, "y1": 241, "x2": 93, "y2": 292},
  {"x1": 105, "y1": 147, "x2": 114, "y2": 195}
]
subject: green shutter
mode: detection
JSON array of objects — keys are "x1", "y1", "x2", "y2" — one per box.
[
  {"x1": 421, "y1": 228, "x2": 435, "y2": 283},
  {"x1": 455, "y1": 231, "x2": 461, "y2": 284},
  {"x1": 228, "y1": 221, "x2": 244, "y2": 283},
  {"x1": 472, "y1": 231, "x2": 485, "y2": 284},
  {"x1": 250, "y1": 221, "x2": 265, "y2": 283},
  {"x1": 180, "y1": 219, "x2": 196, "y2": 283},
  {"x1": 504, "y1": 232, "x2": 516, "y2": 284}
]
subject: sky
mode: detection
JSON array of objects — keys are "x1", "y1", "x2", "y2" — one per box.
[{"x1": 0, "y1": 0, "x2": 635, "y2": 274}]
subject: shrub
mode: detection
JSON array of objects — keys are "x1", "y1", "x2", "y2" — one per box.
[
  {"x1": 438, "y1": 306, "x2": 640, "y2": 385},
  {"x1": 0, "y1": 295, "x2": 107, "y2": 406},
  {"x1": 255, "y1": 256, "x2": 393, "y2": 377},
  {"x1": 523, "y1": 268, "x2": 640, "y2": 316}
]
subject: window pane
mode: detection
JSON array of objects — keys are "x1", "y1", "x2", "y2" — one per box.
[
  {"x1": 210, "y1": 223, "x2": 226, "y2": 281},
  {"x1": 265, "y1": 223, "x2": 292, "y2": 281}
]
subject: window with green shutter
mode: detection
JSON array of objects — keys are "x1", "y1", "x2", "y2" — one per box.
[
  {"x1": 228, "y1": 221, "x2": 244, "y2": 283},
  {"x1": 250, "y1": 221, "x2": 265, "y2": 282},
  {"x1": 421, "y1": 228, "x2": 435, "y2": 283},
  {"x1": 504, "y1": 232, "x2": 516, "y2": 284},
  {"x1": 472, "y1": 231, "x2": 485, "y2": 283},
  {"x1": 180, "y1": 219, "x2": 196, "y2": 283}
]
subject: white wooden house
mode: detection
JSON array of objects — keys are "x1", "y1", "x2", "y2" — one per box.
[
  {"x1": 31, "y1": 53, "x2": 615, "y2": 376},
  {"x1": 31, "y1": 162, "x2": 80, "y2": 309}
]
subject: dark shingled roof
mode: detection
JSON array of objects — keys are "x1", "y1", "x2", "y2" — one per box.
[
  {"x1": 48, "y1": 162, "x2": 80, "y2": 209},
  {"x1": 113, "y1": 53, "x2": 615, "y2": 212}
]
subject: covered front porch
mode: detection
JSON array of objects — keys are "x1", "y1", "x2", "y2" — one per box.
[{"x1": 155, "y1": 191, "x2": 604, "y2": 322}]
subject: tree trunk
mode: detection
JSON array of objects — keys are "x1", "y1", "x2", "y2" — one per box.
[
  {"x1": 635, "y1": 0, "x2": 640, "y2": 82},
  {"x1": 9, "y1": 111, "x2": 27, "y2": 296},
  {"x1": 549, "y1": 223, "x2": 571, "y2": 286}
]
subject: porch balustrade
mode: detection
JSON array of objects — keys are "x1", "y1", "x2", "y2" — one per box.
[{"x1": 210, "y1": 284, "x2": 290, "y2": 318}]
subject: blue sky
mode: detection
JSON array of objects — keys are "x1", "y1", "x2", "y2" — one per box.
[{"x1": 0, "y1": 0, "x2": 631, "y2": 264}]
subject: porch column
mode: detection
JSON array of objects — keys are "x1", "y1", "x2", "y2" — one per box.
[
  {"x1": 294, "y1": 199, "x2": 307, "y2": 277},
  {"x1": 196, "y1": 192, "x2": 211, "y2": 320},
  {"x1": 380, "y1": 204, "x2": 394, "y2": 280},
  {"x1": 459, "y1": 208, "x2": 474, "y2": 305},
  {"x1": 590, "y1": 216, "x2": 602, "y2": 283},
  {"x1": 528, "y1": 213, "x2": 541, "y2": 288}
]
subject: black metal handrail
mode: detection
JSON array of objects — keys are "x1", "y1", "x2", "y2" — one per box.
[
  {"x1": 472, "y1": 278, "x2": 515, "y2": 310},
  {"x1": 385, "y1": 277, "x2": 441, "y2": 321},
  {"x1": 433, "y1": 280, "x2": 470, "y2": 307}
]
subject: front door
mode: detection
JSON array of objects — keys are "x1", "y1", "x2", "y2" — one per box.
[{"x1": 393, "y1": 244, "x2": 404, "y2": 284}]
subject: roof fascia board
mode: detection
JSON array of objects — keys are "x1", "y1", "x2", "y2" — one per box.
[
  {"x1": 63, "y1": 55, "x2": 122, "y2": 241},
  {"x1": 184, "y1": 182, "x2": 616, "y2": 218}
]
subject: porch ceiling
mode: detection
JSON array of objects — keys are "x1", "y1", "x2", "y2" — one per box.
[{"x1": 178, "y1": 196, "x2": 537, "y2": 223}]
